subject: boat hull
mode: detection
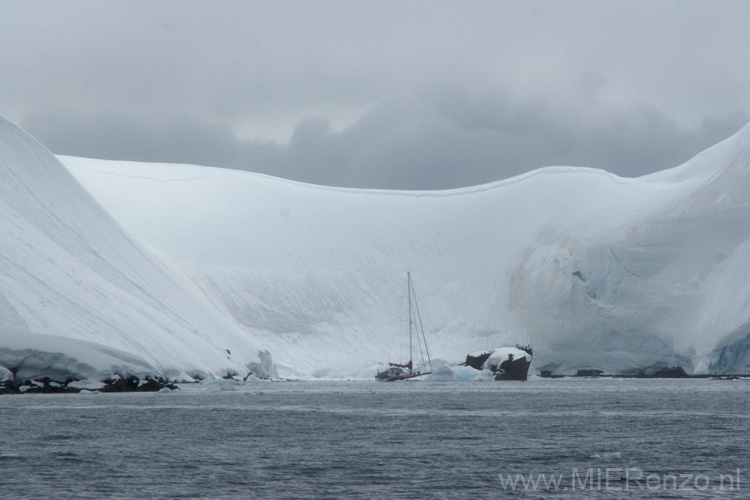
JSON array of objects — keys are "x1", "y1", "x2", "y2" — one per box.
[
  {"x1": 376, "y1": 367, "x2": 432, "y2": 382},
  {"x1": 375, "y1": 367, "x2": 405, "y2": 381}
]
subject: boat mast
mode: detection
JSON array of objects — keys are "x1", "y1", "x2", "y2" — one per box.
[{"x1": 408, "y1": 272, "x2": 413, "y2": 372}]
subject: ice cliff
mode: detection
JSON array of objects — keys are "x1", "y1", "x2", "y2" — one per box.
[
  {"x1": 2, "y1": 113, "x2": 750, "y2": 379},
  {"x1": 0, "y1": 116, "x2": 262, "y2": 381}
]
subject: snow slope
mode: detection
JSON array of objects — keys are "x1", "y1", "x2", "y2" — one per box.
[
  {"x1": 60, "y1": 120, "x2": 750, "y2": 376},
  {"x1": 0, "y1": 115, "x2": 263, "y2": 381},
  {"x1": 3, "y1": 113, "x2": 750, "y2": 380}
]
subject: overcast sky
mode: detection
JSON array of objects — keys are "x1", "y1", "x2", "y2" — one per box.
[{"x1": 2, "y1": 1, "x2": 749, "y2": 189}]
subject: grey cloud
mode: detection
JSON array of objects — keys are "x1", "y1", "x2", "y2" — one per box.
[
  {"x1": 22, "y1": 95, "x2": 749, "y2": 190},
  {"x1": 5, "y1": 1, "x2": 750, "y2": 190}
]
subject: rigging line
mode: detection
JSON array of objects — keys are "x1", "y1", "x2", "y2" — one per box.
[
  {"x1": 407, "y1": 272, "x2": 413, "y2": 369},
  {"x1": 413, "y1": 295, "x2": 427, "y2": 372},
  {"x1": 413, "y1": 288, "x2": 427, "y2": 371},
  {"x1": 411, "y1": 275, "x2": 433, "y2": 372},
  {"x1": 408, "y1": 272, "x2": 426, "y2": 370}
]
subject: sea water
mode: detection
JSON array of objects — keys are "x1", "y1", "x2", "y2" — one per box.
[{"x1": 1, "y1": 378, "x2": 748, "y2": 499}]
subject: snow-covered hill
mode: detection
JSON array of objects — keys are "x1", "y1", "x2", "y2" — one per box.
[
  {"x1": 0, "y1": 116, "x2": 265, "y2": 382},
  {"x1": 2, "y1": 113, "x2": 750, "y2": 380}
]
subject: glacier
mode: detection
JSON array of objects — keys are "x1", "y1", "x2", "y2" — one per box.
[{"x1": 2, "y1": 114, "x2": 750, "y2": 382}]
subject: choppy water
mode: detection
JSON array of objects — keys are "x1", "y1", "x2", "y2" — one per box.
[{"x1": 1, "y1": 378, "x2": 748, "y2": 499}]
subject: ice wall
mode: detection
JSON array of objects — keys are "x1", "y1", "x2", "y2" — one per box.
[
  {"x1": 0, "y1": 116, "x2": 261, "y2": 380},
  {"x1": 2, "y1": 112, "x2": 750, "y2": 379},
  {"x1": 62, "y1": 121, "x2": 750, "y2": 376}
]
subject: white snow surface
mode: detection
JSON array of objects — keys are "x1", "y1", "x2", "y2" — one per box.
[
  {"x1": 3, "y1": 114, "x2": 750, "y2": 379},
  {"x1": 425, "y1": 365, "x2": 495, "y2": 382},
  {"x1": 0, "y1": 116, "x2": 261, "y2": 381},
  {"x1": 0, "y1": 328, "x2": 153, "y2": 381}
]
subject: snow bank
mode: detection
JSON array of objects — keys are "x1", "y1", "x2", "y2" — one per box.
[
  {"x1": 0, "y1": 329, "x2": 153, "y2": 381},
  {"x1": 0, "y1": 366, "x2": 13, "y2": 383}
]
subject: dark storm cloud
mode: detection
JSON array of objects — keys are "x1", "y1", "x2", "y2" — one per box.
[
  {"x1": 27, "y1": 97, "x2": 748, "y2": 190},
  {"x1": 3, "y1": 1, "x2": 750, "y2": 189}
]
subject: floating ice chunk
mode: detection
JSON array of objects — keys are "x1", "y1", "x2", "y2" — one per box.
[
  {"x1": 454, "y1": 365, "x2": 494, "y2": 381},
  {"x1": 200, "y1": 378, "x2": 243, "y2": 392},
  {"x1": 0, "y1": 366, "x2": 13, "y2": 383},
  {"x1": 247, "y1": 350, "x2": 279, "y2": 379},
  {"x1": 424, "y1": 365, "x2": 495, "y2": 382},
  {"x1": 424, "y1": 365, "x2": 456, "y2": 382},
  {"x1": 243, "y1": 374, "x2": 271, "y2": 384},
  {"x1": 470, "y1": 368, "x2": 496, "y2": 381}
]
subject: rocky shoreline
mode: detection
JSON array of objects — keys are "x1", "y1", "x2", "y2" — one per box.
[
  {"x1": 2, "y1": 367, "x2": 746, "y2": 395},
  {"x1": 540, "y1": 366, "x2": 750, "y2": 379},
  {"x1": 0, "y1": 372, "x2": 178, "y2": 395}
]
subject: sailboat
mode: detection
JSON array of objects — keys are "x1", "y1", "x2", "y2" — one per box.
[{"x1": 375, "y1": 272, "x2": 433, "y2": 382}]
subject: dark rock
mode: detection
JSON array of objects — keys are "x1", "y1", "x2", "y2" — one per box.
[
  {"x1": 650, "y1": 366, "x2": 690, "y2": 378},
  {"x1": 634, "y1": 366, "x2": 690, "y2": 378},
  {"x1": 101, "y1": 375, "x2": 177, "y2": 392},
  {"x1": 462, "y1": 351, "x2": 492, "y2": 371},
  {"x1": 101, "y1": 375, "x2": 139, "y2": 392},
  {"x1": 1, "y1": 374, "x2": 177, "y2": 395},
  {"x1": 495, "y1": 356, "x2": 532, "y2": 381},
  {"x1": 0, "y1": 382, "x2": 20, "y2": 394},
  {"x1": 138, "y1": 376, "x2": 178, "y2": 391},
  {"x1": 1, "y1": 376, "x2": 80, "y2": 394}
]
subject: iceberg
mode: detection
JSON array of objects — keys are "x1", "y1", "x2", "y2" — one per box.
[
  {"x1": 199, "y1": 378, "x2": 244, "y2": 392},
  {"x1": 2, "y1": 113, "x2": 750, "y2": 381}
]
